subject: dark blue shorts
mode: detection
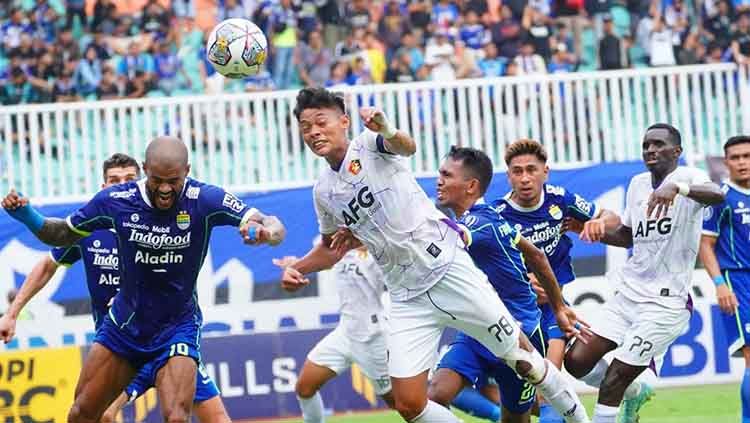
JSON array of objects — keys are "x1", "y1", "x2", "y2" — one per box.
[
  {"x1": 125, "y1": 361, "x2": 220, "y2": 403},
  {"x1": 437, "y1": 326, "x2": 546, "y2": 414},
  {"x1": 722, "y1": 269, "x2": 750, "y2": 354}
]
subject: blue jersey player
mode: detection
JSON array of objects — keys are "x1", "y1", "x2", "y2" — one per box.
[
  {"x1": 429, "y1": 146, "x2": 590, "y2": 423},
  {"x1": 493, "y1": 139, "x2": 620, "y2": 423},
  {"x1": 1, "y1": 137, "x2": 287, "y2": 422},
  {"x1": 699, "y1": 135, "x2": 750, "y2": 423}
]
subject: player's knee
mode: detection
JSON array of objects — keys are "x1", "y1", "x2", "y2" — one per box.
[
  {"x1": 393, "y1": 394, "x2": 426, "y2": 421},
  {"x1": 67, "y1": 403, "x2": 96, "y2": 423},
  {"x1": 563, "y1": 345, "x2": 590, "y2": 379},
  {"x1": 99, "y1": 410, "x2": 117, "y2": 423},
  {"x1": 381, "y1": 391, "x2": 396, "y2": 409},
  {"x1": 598, "y1": 365, "x2": 636, "y2": 404},
  {"x1": 426, "y1": 379, "x2": 453, "y2": 407},
  {"x1": 162, "y1": 406, "x2": 191, "y2": 423},
  {"x1": 295, "y1": 379, "x2": 318, "y2": 399}
]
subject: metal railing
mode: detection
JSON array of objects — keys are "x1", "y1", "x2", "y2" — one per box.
[{"x1": 1, "y1": 62, "x2": 745, "y2": 205}]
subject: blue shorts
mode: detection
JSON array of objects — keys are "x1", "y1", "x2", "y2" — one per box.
[
  {"x1": 540, "y1": 301, "x2": 570, "y2": 341},
  {"x1": 95, "y1": 312, "x2": 202, "y2": 374},
  {"x1": 722, "y1": 269, "x2": 750, "y2": 354},
  {"x1": 125, "y1": 361, "x2": 220, "y2": 403},
  {"x1": 437, "y1": 326, "x2": 546, "y2": 414}
]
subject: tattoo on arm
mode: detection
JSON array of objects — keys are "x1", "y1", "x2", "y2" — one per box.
[{"x1": 36, "y1": 218, "x2": 83, "y2": 247}]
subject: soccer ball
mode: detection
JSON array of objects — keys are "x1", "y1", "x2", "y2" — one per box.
[{"x1": 206, "y1": 18, "x2": 268, "y2": 79}]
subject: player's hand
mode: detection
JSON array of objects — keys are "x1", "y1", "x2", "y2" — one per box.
[
  {"x1": 554, "y1": 306, "x2": 593, "y2": 344},
  {"x1": 330, "y1": 228, "x2": 361, "y2": 257},
  {"x1": 647, "y1": 182, "x2": 679, "y2": 219},
  {"x1": 359, "y1": 107, "x2": 392, "y2": 135},
  {"x1": 280, "y1": 266, "x2": 310, "y2": 292},
  {"x1": 0, "y1": 314, "x2": 17, "y2": 344},
  {"x1": 272, "y1": 256, "x2": 299, "y2": 269},
  {"x1": 529, "y1": 273, "x2": 549, "y2": 305},
  {"x1": 1, "y1": 189, "x2": 28, "y2": 211},
  {"x1": 561, "y1": 217, "x2": 584, "y2": 234},
  {"x1": 716, "y1": 284, "x2": 739, "y2": 315},
  {"x1": 580, "y1": 218, "x2": 606, "y2": 242},
  {"x1": 240, "y1": 221, "x2": 272, "y2": 245}
]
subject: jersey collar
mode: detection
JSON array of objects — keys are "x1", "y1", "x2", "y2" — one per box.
[
  {"x1": 728, "y1": 180, "x2": 750, "y2": 195},
  {"x1": 136, "y1": 178, "x2": 189, "y2": 208},
  {"x1": 463, "y1": 197, "x2": 486, "y2": 217},
  {"x1": 504, "y1": 188, "x2": 545, "y2": 212}
]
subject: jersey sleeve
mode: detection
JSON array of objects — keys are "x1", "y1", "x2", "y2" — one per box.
[
  {"x1": 356, "y1": 129, "x2": 396, "y2": 157},
  {"x1": 66, "y1": 190, "x2": 115, "y2": 236},
  {"x1": 562, "y1": 189, "x2": 598, "y2": 221},
  {"x1": 702, "y1": 201, "x2": 724, "y2": 237},
  {"x1": 50, "y1": 244, "x2": 82, "y2": 267},
  {"x1": 622, "y1": 178, "x2": 636, "y2": 228},
  {"x1": 688, "y1": 168, "x2": 713, "y2": 213},
  {"x1": 201, "y1": 185, "x2": 257, "y2": 227},
  {"x1": 313, "y1": 185, "x2": 338, "y2": 235}
]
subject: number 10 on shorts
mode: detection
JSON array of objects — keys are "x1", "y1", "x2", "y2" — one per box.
[{"x1": 170, "y1": 342, "x2": 189, "y2": 357}]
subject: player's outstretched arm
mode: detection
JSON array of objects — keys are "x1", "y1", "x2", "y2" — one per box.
[
  {"x1": 359, "y1": 107, "x2": 416, "y2": 156},
  {"x1": 599, "y1": 224, "x2": 633, "y2": 249},
  {"x1": 683, "y1": 182, "x2": 725, "y2": 206},
  {"x1": 239, "y1": 210, "x2": 286, "y2": 246},
  {"x1": 648, "y1": 182, "x2": 725, "y2": 219},
  {"x1": 580, "y1": 208, "x2": 622, "y2": 243},
  {"x1": 699, "y1": 234, "x2": 738, "y2": 314},
  {"x1": 277, "y1": 234, "x2": 346, "y2": 292},
  {"x1": 0, "y1": 255, "x2": 60, "y2": 343},
  {"x1": 2, "y1": 190, "x2": 82, "y2": 247}
]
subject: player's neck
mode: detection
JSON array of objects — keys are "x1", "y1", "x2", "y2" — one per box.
[
  {"x1": 650, "y1": 163, "x2": 678, "y2": 188},
  {"x1": 452, "y1": 197, "x2": 479, "y2": 217},
  {"x1": 732, "y1": 178, "x2": 750, "y2": 189},
  {"x1": 509, "y1": 192, "x2": 541, "y2": 209},
  {"x1": 325, "y1": 141, "x2": 350, "y2": 171}
]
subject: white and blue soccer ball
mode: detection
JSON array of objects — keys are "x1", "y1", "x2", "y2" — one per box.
[{"x1": 206, "y1": 18, "x2": 268, "y2": 79}]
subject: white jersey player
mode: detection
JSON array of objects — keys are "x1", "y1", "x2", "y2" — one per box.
[
  {"x1": 564, "y1": 123, "x2": 725, "y2": 423},
  {"x1": 276, "y1": 247, "x2": 394, "y2": 423},
  {"x1": 281, "y1": 87, "x2": 591, "y2": 423}
]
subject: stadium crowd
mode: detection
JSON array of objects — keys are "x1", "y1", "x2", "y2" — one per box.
[{"x1": 0, "y1": 0, "x2": 748, "y2": 104}]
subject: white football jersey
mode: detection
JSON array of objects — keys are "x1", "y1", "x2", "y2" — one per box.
[
  {"x1": 613, "y1": 166, "x2": 711, "y2": 308},
  {"x1": 334, "y1": 248, "x2": 387, "y2": 342},
  {"x1": 313, "y1": 130, "x2": 460, "y2": 301}
]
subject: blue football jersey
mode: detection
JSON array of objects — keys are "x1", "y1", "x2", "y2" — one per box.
[
  {"x1": 702, "y1": 182, "x2": 750, "y2": 271},
  {"x1": 50, "y1": 229, "x2": 120, "y2": 329},
  {"x1": 459, "y1": 201, "x2": 540, "y2": 333},
  {"x1": 66, "y1": 178, "x2": 254, "y2": 342},
  {"x1": 493, "y1": 184, "x2": 598, "y2": 286}
]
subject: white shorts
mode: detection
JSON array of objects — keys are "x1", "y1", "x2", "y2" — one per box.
[
  {"x1": 307, "y1": 325, "x2": 392, "y2": 395},
  {"x1": 592, "y1": 293, "x2": 690, "y2": 367},
  {"x1": 387, "y1": 248, "x2": 520, "y2": 378}
]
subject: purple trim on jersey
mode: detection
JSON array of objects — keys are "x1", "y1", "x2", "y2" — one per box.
[
  {"x1": 686, "y1": 293, "x2": 694, "y2": 314},
  {"x1": 441, "y1": 217, "x2": 466, "y2": 248},
  {"x1": 375, "y1": 134, "x2": 395, "y2": 155}
]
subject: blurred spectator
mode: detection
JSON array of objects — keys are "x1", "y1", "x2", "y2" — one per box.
[
  {"x1": 117, "y1": 42, "x2": 155, "y2": 85},
  {"x1": 326, "y1": 61, "x2": 351, "y2": 88},
  {"x1": 270, "y1": 0, "x2": 298, "y2": 90},
  {"x1": 599, "y1": 14, "x2": 627, "y2": 69},
  {"x1": 649, "y1": 14, "x2": 677, "y2": 66},
  {"x1": 460, "y1": 10, "x2": 492, "y2": 52},
  {"x1": 522, "y1": 6, "x2": 553, "y2": 61},
  {"x1": 218, "y1": 0, "x2": 253, "y2": 22},
  {"x1": 408, "y1": 0, "x2": 432, "y2": 39},
  {"x1": 477, "y1": 41, "x2": 506, "y2": 76},
  {"x1": 553, "y1": 0, "x2": 586, "y2": 57},
  {"x1": 14, "y1": 34, "x2": 35, "y2": 65},
  {"x1": 293, "y1": 0, "x2": 319, "y2": 35},
  {"x1": 433, "y1": 0, "x2": 460, "y2": 35},
  {"x1": 491, "y1": 5, "x2": 523, "y2": 59},
  {"x1": 346, "y1": 0, "x2": 372, "y2": 32},
  {"x1": 296, "y1": 30, "x2": 334, "y2": 87},
  {"x1": 679, "y1": 31, "x2": 706, "y2": 64},
  {"x1": 96, "y1": 66, "x2": 120, "y2": 99},
  {"x1": 28, "y1": 53, "x2": 58, "y2": 103},
  {"x1": 347, "y1": 56, "x2": 372, "y2": 85},
  {"x1": 385, "y1": 50, "x2": 418, "y2": 83},
  {"x1": 665, "y1": 0, "x2": 690, "y2": 55},
  {"x1": 172, "y1": 0, "x2": 196, "y2": 21},
  {"x1": 244, "y1": 68, "x2": 276, "y2": 92},
  {"x1": 398, "y1": 31, "x2": 425, "y2": 74},
  {"x1": 65, "y1": 0, "x2": 87, "y2": 30},
  {"x1": 154, "y1": 42, "x2": 190, "y2": 94},
  {"x1": 705, "y1": 41, "x2": 727, "y2": 63},
  {"x1": 76, "y1": 46, "x2": 103, "y2": 97},
  {"x1": 86, "y1": 33, "x2": 113, "y2": 61},
  {"x1": 335, "y1": 28, "x2": 364, "y2": 60},
  {"x1": 703, "y1": 0, "x2": 733, "y2": 49},
  {"x1": 732, "y1": 12, "x2": 750, "y2": 64},
  {"x1": 33, "y1": 3, "x2": 58, "y2": 43},
  {"x1": 53, "y1": 69, "x2": 81, "y2": 102},
  {"x1": 141, "y1": 0, "x2": 172, "y2": 43},
  {"x1": 548, "y1": 44, "x2": 577, "y2": 72},
  {"x1": 0, "y1": 67, "x2": 34, "y2": 105},
  {"x1": 57, "y1": 28, "x2": 81, "y2": 63},
  {"x1": 363, "y1": 32, "x2": 387, "y2": 83},
  {"x1": 637, "y1": 4, "x2": 657, "y2": 62},
  {"x1": 318, "y1": 0, "x2": 345, "y2": 50},
  {"x1": 514, "y1": 38, "x2": 548, "y2": 74},
  {"x1": 586, "y1": 0, "x2": 613, "y2": 40},
  {"x1": 553, "y1": 22, "x2": 575, "y2": 55},
  {"x1": 736, "y1": 0, "x2": 750, "y2": 14},
  {"x1": 1, "y1": 8, "x2": 33, "y2": 51},
  {"x1": 454, "y1": 40, "x2": 482, "y2": 78},
  {"x1": 379, "y1": 1, "x2": 411, "y2": 53},
  {"x1": 125, "y1": 70, "x2": 149, "y2": 98},
  {"x1": 91, "y1": 0, "x2": 118, "y2": 34},
  {"x1": 425, "y1": 33, "x2": 456, "y2": 81}
]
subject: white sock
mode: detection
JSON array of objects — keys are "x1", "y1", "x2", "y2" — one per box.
[
  {"x1": 535, "y1": 361, "x2": 590, "y2": 422},
  {"x1": 592, "y1": 403, "x2": 619, "y2": 423},
  {"x1": 298, "y1": 392, "x2": 324, "y2": 423},
  {"x1": 410, "y1": 400, "x2": 462, "y2": 423},
  {"x1": 580, "y1": 358, "x2": 609, "y2": 388}
]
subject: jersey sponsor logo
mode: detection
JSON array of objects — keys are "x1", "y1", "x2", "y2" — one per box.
[
  {"x1": 526, "y1": 223, "x2": 563, "y2": 254},
  {"x1": 151, "y1": 225, "x2": 170, "y2": 234},
  {"x1": 177, "y1": 211, "x2": 191, "y2": 230},
  {"x1": 134, "y1": 250, "x2": 184, "y2": 264},
  {"x1": 122, "y1": 221, "x2": 150, "y2": 231},
  {"x1": 545, "y1": 185, "x2": 565, "y2": 196},
  {"x1": 342, "y1": 186, "x2": 381, "y2": 226},
  {"x1": 548, "y1": 204, "x2": 563, "y2": 220},
  {"x1": 348, "y1": 159, "x2": 362, "y2": 175},
  {"x1": 93, "y1": 240, "x2": 101, "y2": 248},
  {"x1": 93, "y1": 253, "x2": 118, "y2": 269},
  {"x1": 463, "y1": 215, "x2": 478, "y2": 227},
  {"x1": 498, "y1": 222, "x2": 514, "y2": 237},
  {"x1": 426, "y1": 243, "x2": 442, "y2": 258},
  {"x1": 130, "y1": 213, "x2": 140, "y2": 223},
  {"x1": 338, "y1": 262, "x2": 365, "y2": 277},
  {"x1": 223, "y1": 192, "x2": 246, "y2": 213},
  {"x1": 574, "y1": 194, "x2": 592, "y2": 215},
  {"x1": 98, "y1": 273, "x2": 119, "y2": 285},
  {"x1": 109, "y1": 188, "x2": 136, "y2": 199},
  {"x1": 703, "y1": 207, "x2": 713, "y2": 221},
  {"x1": 128, "y1": 229, "x2": 191, "y2": 249},
  {"x1": 186, "y1": 186, "x2": 200, "y2": 199},
  {"x1": 634, "y1": 217, "x2": 672, "y2": 237}
]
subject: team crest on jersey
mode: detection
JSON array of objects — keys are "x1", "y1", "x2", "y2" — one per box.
[
  {"x1": 464, "y1": 215, "x2": 478, "y2": 227},
  {"x1": 703, "y1": 207, "x2": 713, "y2": 221},
  {"x1": 93, "y1": 240, "x2": 101, "y2": 248},
  {"x1": 348, "y1": 159, "x2": 362, "y2": 175},
  {"x1": 130, "y1": 213, "x2": 140, "y2": 223},
  {"x1": 176, "y1": 211, "x2": 190, "y2": 230},
  {"x1": 548, "y1": 204, "x2": 563, "y2": 220}
]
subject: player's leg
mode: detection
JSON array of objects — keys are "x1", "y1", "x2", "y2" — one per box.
[
  {"x1": 351, "y1": 329, "x2": 395, "y2": 409},
  {"x1": 297, "y1": 327, "x2": 353, "y2": 422},
  {"x1": 537, "y1": 307, "x2": 565, "y2": 423},
  {"x1": 492, "y1": 328, "x2": 546, "y2": 423},
  {"x1": 193, "y1": 363, "x2": 231, "y2": 423},
  {"x1": 451, "y1": 386, "x2": 501, "y2": 422},
  {"x1": 154, "y1": 318, "x2": 202, "y2": 422},
  {"x1": 726, "y1": 270, "x2": 750, "y2": 423},
  {"x1": 741, "y1": 346, "x2": 750, "y2": 423},
  {"x1": 434, "y1": 250, "x2": 588, "y2": 422},
  {"x1": 479, "y1": 382, "x2": 500, "y2": 404},
  {"x1": 99, "y1": 392, "x2": 129, "y2": 423},
  {"x1": 68, "y1": 342, "x2": 136, "y2": 423},
  {"x1": 388, "y1": 294, "x2": 460, "y2": 422}
]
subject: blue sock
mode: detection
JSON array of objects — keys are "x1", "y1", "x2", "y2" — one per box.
[
  {"x1": 451, "y1": 388, "x2": 501, "y2": 422},
  {"x1": 742, "y1": 368, "x2": 750, "y2": 423},
  {"x1": 539, "y1": 403, "x2": 565, "y2": 423}
]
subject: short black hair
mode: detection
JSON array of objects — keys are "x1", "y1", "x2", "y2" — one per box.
[
  {"x1": 446, "y1": 146, "x2": 493, "y2": 196},
  {"x1": 102, "y1": 153, "x2": 140, "y2": 179},
  {"x1": 646, "y1": 123, "x2": 682, "y2": 146},
  {"x1": 724, "y1": 135, "x2": 750, "y2": 153},
  {"x1": 293, "y1": 87, "x2": 346, "y2": 121}
]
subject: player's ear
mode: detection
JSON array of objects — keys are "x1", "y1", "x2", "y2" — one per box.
[{"x1": 340, "y1": 113, "x2": 350, "y2": 129}]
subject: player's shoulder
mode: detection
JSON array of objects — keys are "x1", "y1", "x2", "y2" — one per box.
[
  {"x1": 461, "y1": 203, "x2": 501, "y2": 228},
  {"x1": 543, "y1": 183, "x2": 567, "y2": 198},
  {"x1": 491, "y1": 194, "x2": 511, "y2": 214},
  {"x1": 674, "y1": 165, "x2": 709, "y2": 180},
  {"x1": 92, "y1": 181, "x2": 140, "y2": 208}
]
